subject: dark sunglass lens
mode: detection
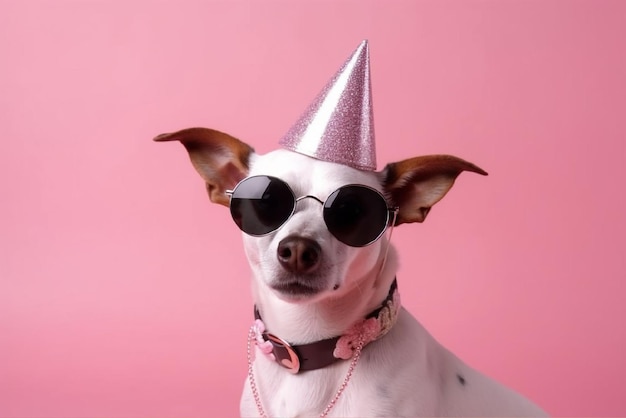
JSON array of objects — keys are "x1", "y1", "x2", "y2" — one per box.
[
  {"x1": 230, "y1": 176, "x2": 294, "y2": 235},
  {"x1": 323, "y1": 186, "x2": 389, "y2": 247}
]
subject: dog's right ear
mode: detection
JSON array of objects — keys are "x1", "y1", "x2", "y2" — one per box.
[
  {"x1": 381, "y1": 155, "x2": 488, "y2": 225},
  {"x1": 154, "y1": 127, "x2": 254, "y2": 206}
]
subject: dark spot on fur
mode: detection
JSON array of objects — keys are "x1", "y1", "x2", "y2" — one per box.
[
  {"x1": 333, "y1": 284, "x2": 340, "y2": 290},
  {"x1": 457, "y1": 373, "x2": 466, "y2": 386},
  {"x1": 376, "y1": 384, "x2": 390, "y2": 399}
]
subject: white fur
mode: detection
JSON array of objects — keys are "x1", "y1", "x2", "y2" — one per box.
[{"x1": 236, "y1": 150, "x2": 547, "y2": 417}]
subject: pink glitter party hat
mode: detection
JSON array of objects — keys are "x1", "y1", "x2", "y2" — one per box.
[{"x1": 279, "y1": 40, "x2": 376, "y2": 171}]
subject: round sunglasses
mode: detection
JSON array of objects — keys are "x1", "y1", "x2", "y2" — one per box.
[{"x1": 225, "y1": 175, "x2": 398, "y2": 247}]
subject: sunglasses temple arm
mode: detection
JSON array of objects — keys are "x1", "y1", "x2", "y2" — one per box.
[{"x1": 377, "y1": 208, "x2": 399, "y2": 280}]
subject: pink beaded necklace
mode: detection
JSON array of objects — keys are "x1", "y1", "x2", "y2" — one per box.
[{"x1": 247, "y1": 326, "x2": 366, "y2": 418}]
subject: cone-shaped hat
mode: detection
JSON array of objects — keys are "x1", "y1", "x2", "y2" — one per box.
[{"x1": 279, "y1": 40, "x2": 376, "y2": 171}]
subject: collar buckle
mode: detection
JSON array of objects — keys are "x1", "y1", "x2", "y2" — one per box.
[{"x1": 264, "y1": 333, "x2": 301, "y2": 374}]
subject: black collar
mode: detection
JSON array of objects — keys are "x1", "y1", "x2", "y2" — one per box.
[{"x1": 253, "y1": 279, "x2": 399, "y2": 374}]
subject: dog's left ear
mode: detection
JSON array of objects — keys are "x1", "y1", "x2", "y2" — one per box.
[
  {"x1": 381, "y1": 155, "x2": 488, "y2": 225},
  {"x1": 154, "y1": 127, "x2": 254, "y2": 206}
]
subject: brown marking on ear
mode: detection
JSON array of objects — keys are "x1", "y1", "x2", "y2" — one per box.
[
  {"x1": 154, "y1": 127, "x2": 254, "y2": 206},
  {"x1": 382, "y1": 155, "x2": 487, "y2": 225}
]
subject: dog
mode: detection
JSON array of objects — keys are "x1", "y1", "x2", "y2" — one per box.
[{"x1": 155, "y1": 127, "x2": 547, "y2": 417}]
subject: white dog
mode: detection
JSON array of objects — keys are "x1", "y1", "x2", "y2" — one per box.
[{"x1": 155, "y1": 127, "x2": 547, "y2": 417}]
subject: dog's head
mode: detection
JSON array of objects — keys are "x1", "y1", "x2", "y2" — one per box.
[{"x1": 155, "y1": 127, "x2": 487, "y2": 304}]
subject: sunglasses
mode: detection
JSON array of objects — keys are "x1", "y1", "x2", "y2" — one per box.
[{"x1": 225, "y1": 175, "x2": 398, "y2": 247}]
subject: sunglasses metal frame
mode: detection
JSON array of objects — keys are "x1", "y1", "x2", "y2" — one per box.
[{"x1": 225, "y1": 175, "x2": 399, "y2": 247}]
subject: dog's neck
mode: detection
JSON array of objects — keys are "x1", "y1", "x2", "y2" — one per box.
[{"x1": 252, "y1": 246, "x2": 399, "y2": 345}]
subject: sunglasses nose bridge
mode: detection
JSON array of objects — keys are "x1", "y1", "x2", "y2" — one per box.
[
  {"x1": 291, "y1": 195, "x2": 325, "y2": 226},
  {"x1": 294, "y1": 195, "x2": 324, "y2": 206}
]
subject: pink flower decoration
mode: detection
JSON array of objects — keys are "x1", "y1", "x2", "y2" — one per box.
[
  {"x1": 333, "y1": 288, "x2": 401, "y2": 360},
  {"x1": 252, "y1": 319, "x2": 275, "y2": 361},
  {"x1": 333, "y1": 317, "x2": 381, "y2": 360}
]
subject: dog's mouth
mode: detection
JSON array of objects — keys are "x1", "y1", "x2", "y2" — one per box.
[{"x1": 270, "y1": 280, "x2": 322, "y2": 298}]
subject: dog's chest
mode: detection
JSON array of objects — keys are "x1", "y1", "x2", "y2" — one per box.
[
  {"x1": 242, "y1": 353, "x2": 402, "y2": 417},
  {"x1": 240, "y1": 316, "x2": 445, "y2": 417}
]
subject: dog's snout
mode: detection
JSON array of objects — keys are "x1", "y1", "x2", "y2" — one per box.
[{"x1": 277, "y1": 237, "x2": 321, "y2": 274}]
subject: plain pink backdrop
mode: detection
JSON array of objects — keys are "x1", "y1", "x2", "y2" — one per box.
[{"x1": 1, "y1": 1, "x2": 625, "y2": 416}]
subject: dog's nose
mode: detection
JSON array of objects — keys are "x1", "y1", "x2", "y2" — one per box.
[{"x1": 277, "y1": 237, "x2": 321, "y2": 274}]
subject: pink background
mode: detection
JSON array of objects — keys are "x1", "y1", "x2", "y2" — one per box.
[{"x1": 1, "y1": 1, "x2": 625, "y2": 416}]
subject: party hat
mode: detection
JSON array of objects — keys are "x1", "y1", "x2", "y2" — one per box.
[{"x1": 279, "y1": 40, "x2": 376, "y2": 171}]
